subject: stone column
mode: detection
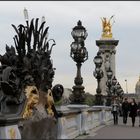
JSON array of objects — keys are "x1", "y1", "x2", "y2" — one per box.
[{"x1": 96, "y1": 39, "x2": 119, "y2": 95}]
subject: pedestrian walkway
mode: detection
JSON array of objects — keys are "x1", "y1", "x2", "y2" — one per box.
[{"x1": 76, "y1": 117, "x2": 140, "y2": 139}]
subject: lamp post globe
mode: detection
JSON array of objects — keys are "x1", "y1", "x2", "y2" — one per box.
[
  {"x1": 71, "y1": 20, "x2": 88, "y2": 43},
  {"x1": 107, "y1": 67, "x2": 113, "y2": 79},
  {"x1": 94, "y1": 53, "x2": 103, "y2": 68},
  {"x1": 106, "y1": 67, "x2": 113, "y2": 106},
  {"x1": 116, "y1": 82, "x2": 121, "y2": 90},
  {"x1": 112, "y1": 76, "x2": 117, "y2": 85}
]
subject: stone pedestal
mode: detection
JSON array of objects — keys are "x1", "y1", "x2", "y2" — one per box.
[
  {"x1": 0, "y1": 125, "x2": 21, "y2": 139},
  {"x1": 0, "y1": 114, "x2": 22, "y2": 139},
  {"x1": 21, "y1": 104, "x2": 57, "y2": 139},
  {"x1": 95, "y1": 94, "x2": 103, "y2": 105},
  {"x1": 96, "y1": 39, "x2": 119, "y2": 95}
]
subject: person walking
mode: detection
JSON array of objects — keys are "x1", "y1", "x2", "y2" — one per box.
[
  {"x1": 112, "y1": 100, "x2": 119, "y2": 125},
  {"x1": 137, "y1": 101, "x2": 140, "y2": 127},
  {"x1": 122, "y1": 98, "x2": 129, "y2": 124},
  {"x1": 129, "y1": 98, "x2": 138, "y2": 127}
]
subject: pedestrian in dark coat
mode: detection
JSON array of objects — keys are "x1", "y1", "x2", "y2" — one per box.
[
  {"x1": 137, "y1": 102, "x2": 140, "y2": 127},
  {"x1": 122, "y1": 98, "x2": 129, "y2": 124},
  {"x1": 129, "y1": 98, "x2": 138, "y2": 127}
]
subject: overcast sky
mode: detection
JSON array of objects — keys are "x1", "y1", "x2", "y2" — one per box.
[{"x1": 0, "y1": 1, "x2": 140, "y2": 94}]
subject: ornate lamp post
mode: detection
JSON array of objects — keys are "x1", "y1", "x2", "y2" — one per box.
[
  {"x1": 112, "y1": 76, "x2": 117, "y2": 95},
  {"x1": 125, "y1": 79, "x2": 128, "y2": 93},
  {"x1": 70, "y1": 20, "x2": 88, "y2": 104},
  {"x1": 118, "y1": 88, "x2": 123, "y2": 98},
  {"x1": 119, "y1": 90, "x2": 124, "y2": 103},
  {"x1": 116, "y1": 82, "x2": 123, "y2": 103},
  {"x1": 93, "y1": 52, "x2": 104, "y2": 105},
  {"x1": 116, "y1": 82, "x2": 121, "y2": 93},
  {"x1": 106, "y1": 67, "x2": 113, "y2": 106},
  {"x1": 116, "y1": 82, "x2": 122, "y2": 96},
  {"x1": 111, "y1": 76, "x2": 117, "y2": 102}
]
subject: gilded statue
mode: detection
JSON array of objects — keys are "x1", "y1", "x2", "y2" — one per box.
[
  {"x1": 22, "y1": 86, "x2": 39, "y2": 119},
  {"x1": 101, "y1": 15, "x2": 115, "y2": 38},
  {"x1": 9, "y1": 128, "x2": 16, "y2": 139},
  {"x1": 46, "y1": 89, "x2": 55, "y2": 116},
  {"x1": 22, "y1": 86, "x2": 56, "y2": 119}
]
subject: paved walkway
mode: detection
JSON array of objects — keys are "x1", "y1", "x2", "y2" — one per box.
[{"x1": 76, "y1": 117, "x2": 140, "y2": 139}]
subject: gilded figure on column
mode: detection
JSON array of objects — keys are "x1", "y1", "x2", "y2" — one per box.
[{"x1": 101, "y1": 15, "x2": 115, "y2": 38}]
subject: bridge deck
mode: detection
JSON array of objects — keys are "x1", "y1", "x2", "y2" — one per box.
[{"x1": 76, "y1": 116, "x2": 140, "y2": 139}]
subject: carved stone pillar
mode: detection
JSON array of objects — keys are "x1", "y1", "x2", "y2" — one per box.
[{"x1": 96, "y1": 39, "x2": 119, "y2": 95}]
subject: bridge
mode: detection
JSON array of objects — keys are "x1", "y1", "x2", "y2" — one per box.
[{"x1": 0, "y1": 8, "x2": 137, "y2": 140}]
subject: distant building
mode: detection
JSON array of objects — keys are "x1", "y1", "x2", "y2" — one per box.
[
  {"x1": 123, "y1": 76, "x2": 140, "y2": 102},
  {"x1": 135, "y1": 76, "x2": 140, "y2": 95},
  {"x1": 135, "y1": 76, "x2": 140, "y2": 101}
]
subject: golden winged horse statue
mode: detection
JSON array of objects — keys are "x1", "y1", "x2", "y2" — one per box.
[{"x1": 101, "y1": 15, "x2": 115, "y2": 38}]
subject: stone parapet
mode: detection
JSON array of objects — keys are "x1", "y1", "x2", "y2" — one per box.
[
  {"x1": 57, "y1": 105, "x2": 112, "y2": 139},
  {"x1": 0, "y1": 125, "x2": 21, "y2": 139}
]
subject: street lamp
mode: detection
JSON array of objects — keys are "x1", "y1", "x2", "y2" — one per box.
[
  {"x1": 93, "y1": 52, "x2": 104, "y2": 105},
  {"x1": 112, "y1": 76, "x2": 117, "y2": 85},
  {"x1": 120, "y1": 90, "x2": 124, "y2": 102},
  {"x1": 112, "y1": 76, "x2": 117, "y2": 96},
  {"x1": 125, "y1": 79, "x2": 128, "y2": 93},
  {"x1": 116, "y1": 82, "x2": 121, "y2": 89},
  {"x1": 116, "y1": 83, "x2": 124, "y2": 103},
  {"x1": 23, "y1": 8, "x2": 29, "y2": 26},
  {"x1": 116, "y1": 82, "x2": 122, "y2": 96},
  {"x1": 70, "y1": 20, "x2": 88, "y2": 104},
  {"x1": 106, "y1": 67, "x2": 113, "y2": 106}
]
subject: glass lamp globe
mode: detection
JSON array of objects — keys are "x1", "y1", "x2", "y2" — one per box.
[
  {"x1": 107, "y1": 68, "x2": 113, "y2": 79},
  {"x1": 94, "y1": 55, "x2": 103, "y2": 67},
  {"x1": 117, "y1": 82, "x2": 121, "y2": 89},
  {"x1": 70, "y1": 42, "x2": 78, "y2": 52},
  {"x1": 112, "y1": 76, "x2": 117, "y2": 85},
  {"x1": 71, "y1": 20, "x2": 88, "y2": 42}
]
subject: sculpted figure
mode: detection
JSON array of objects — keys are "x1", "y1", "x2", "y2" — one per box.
[
  {"x1": 22, "y1": 85, "x2": 39, "y2": 119},
  {"x1": 0, "y1": 9, "x2": 63, "y2": 139},
  {"x1": 101, "y1": 15, "x2": 115, "y2": 38},
  {"x1": 21, "y1": 86, "x2": 58, "y2": 139}
]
